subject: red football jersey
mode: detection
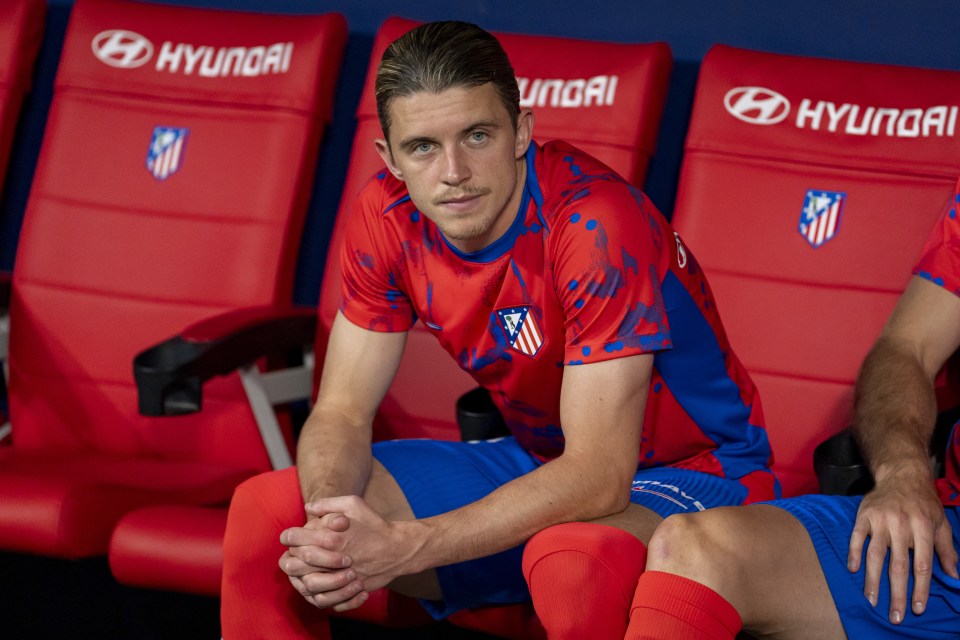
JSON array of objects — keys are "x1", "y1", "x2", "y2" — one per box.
[{"x1": 341, "y1": 141, "x2": 772, "y2": 487}]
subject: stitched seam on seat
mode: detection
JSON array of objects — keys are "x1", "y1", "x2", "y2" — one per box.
[
  {"x1": 31, "y1": 192, "x2": 281, "y2": 228},
  {"x1": 15, "y1": 277, "x2": 244, "y2": 310},
  {"x1": 699, "y1": 267, "x2": 904, "y2": 295}
]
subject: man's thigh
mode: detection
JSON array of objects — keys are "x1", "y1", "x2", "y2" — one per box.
[
  {"x1": 370, "y1": 437, "x2": 540, "y2": 619},
  {"x1": 592, "y1": 466, "x2": 759, "y2": 543},
  {"x1": 768, "y1": 496, "x2": 960, "y2": 640}
]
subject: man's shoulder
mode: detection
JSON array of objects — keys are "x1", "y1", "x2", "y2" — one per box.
[
  {"x1": 356, "y1": 168, "x2": 411, "y2": 215},
  {"x1": 534, "y1": 140, "x2": 650, "y2": 221}
]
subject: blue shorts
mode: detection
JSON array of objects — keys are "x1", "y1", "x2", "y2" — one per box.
[
  {"x1": 767, "y1": 494, "x2": 960, "y2": 639},
  {"x1": 373, "y1": 436, "x2": 762, "y2": 619}
]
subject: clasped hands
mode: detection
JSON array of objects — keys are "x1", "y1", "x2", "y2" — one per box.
[{"x1": 279, "y1": 495, "x2": 407, "y2": 612}]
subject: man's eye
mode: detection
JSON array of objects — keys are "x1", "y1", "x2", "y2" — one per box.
[
  {"x1": 414, "y1": 142, "x2": 433, "y2": 154},
  {"x1": 470, "y1": 131, "x2": 487, "y2": 142}
]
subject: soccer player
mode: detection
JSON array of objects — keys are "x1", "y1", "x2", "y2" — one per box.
[
  {"x1": 626, "y1": 187, "x2": 960, "y2": 639},
  {"x1": 220, "y1": 21, "x2": 777, "y2": 639}
]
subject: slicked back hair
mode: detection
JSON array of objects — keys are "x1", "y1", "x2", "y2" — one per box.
[{"x1": 375, "y1": 21, "x2": 521, "y2": 141}]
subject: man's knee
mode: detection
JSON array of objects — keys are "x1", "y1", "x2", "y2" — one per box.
[
  {"x1": 523, "y1": 522, "x2": 647, "y2": 596},
  {"x1": 523, "y1": 523, "x2": 649, "y2": 638},
  {"x1": 226, "y1": 467, "x2": 304, "y2": 549},
  {"x1": 646, "y1": 510, "x2": 739, "y2": 578}
]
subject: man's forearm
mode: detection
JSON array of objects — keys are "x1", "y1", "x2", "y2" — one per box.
[
  {"x1": 296, "y1": 408, "x2": 373, "y2": 505},
  {"x1": 393, "y1": 451, "x2": 631, "y2": 576},
  {"x1": 854, "y1": 336, "x2": 937, "y2": 482}
]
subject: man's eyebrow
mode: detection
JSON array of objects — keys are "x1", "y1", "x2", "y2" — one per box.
[{"x1": 396, "y1": 134, "x2": 435, "y2": 150}]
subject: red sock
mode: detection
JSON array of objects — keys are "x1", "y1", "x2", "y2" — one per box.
[
  {"x1": 221, "y1": 467, "x2": 332, "y2": 640},
  {"x1": 626, "y1": 571, "x2": 742, "y2": 640},
  {"x1": 522, "y1": 522, "x2": 648, "y2": 640}
]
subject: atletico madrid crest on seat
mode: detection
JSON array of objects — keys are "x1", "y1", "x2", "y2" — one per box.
[
  {"x1": 497, "y1": 306, "x2": 543, "y2": 357},
  {"x1": 146, "y1": 126, "x2": 189, "y2": 181},
  {"x1": 799, "y1": 190, "x2": 846, "y2": 248}
]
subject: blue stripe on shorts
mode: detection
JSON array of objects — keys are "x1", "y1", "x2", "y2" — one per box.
[
  {"x1": 373, "y1": 437, "x2": 759, "y2": 619},
  {"x1": 768, "y1": 494, "x2": 960, "y2": 639}
]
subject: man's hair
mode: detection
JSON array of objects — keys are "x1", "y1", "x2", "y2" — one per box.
[{"x1": 375, "y1": 21, "x2": 521, "y2": 140}]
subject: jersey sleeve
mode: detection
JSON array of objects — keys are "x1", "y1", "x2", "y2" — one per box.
[
  {"x1": 913, "y1": 180, "x2": 960, "y2": 298},
  {"x1": 339, "y1": 176, "x2": 416, "y2": 332},
  {"x1": 550, "y1": 177, "x2": 673, "y2": 365}
]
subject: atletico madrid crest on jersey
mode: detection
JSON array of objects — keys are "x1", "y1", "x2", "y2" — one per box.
[
  {"x1": 799, "y1": 190, "x2": 845, "y2": 248},
  {"x1": 497, "y1": 306, "x2": 543, "y2": 357},
  {"x1": 146, "y1": 126, "x2": 189, "y2": 181}
]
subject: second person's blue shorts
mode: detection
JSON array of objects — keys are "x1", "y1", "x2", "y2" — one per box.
[{"x1": 767, "y1": 494, "x2": 960, "y2": 639}]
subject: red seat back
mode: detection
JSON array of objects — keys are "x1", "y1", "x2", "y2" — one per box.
[
  {"x1": 0, "y1": 0, "x2": 44, "y2": 193},
  {"x1": 671, "y1": 45, "x2": 960, "y2": 496},
  {"x1": 9, "y1": 0, "x2": 346, "y2": 469},
  {"x1": 319, "y1": 17, "x2": 672, "y2": 442}
]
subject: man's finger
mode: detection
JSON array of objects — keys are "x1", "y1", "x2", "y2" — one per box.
[
  {"x1": 862, "y1": 534, "x2": 887, "y2": 607},
  {"x1": 886, "y1": 538, "x2": 910, "y2": 624},
  {"x1": 304, "y1": 579, "x2": 365, "y2": 610},
  {"x1": 306, "y1": 495, "x2": 359, "y2": 518},
  {"x1": 332, "y1": 590, "x2": 370, "y2": 613},
  {"x1": 300, "y1": 567, "x2": 360, "y2": 596},
  {"x1": 934, "y1": 519, "x2": 959, "y2": 580},
  {"x1": 280, "y1": 549, "x2": 350, "y2": 576},
  {"x1": 910, "y1": 531, "x2": 934, "y2": 616},
  {"x1": 848, "y1": 520, "x2": 868, "y2": 573},
  {"x1": 281, "y1": 525, "x2": 344, "y2": 550}
]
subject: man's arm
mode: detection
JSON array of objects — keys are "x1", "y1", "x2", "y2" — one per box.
[
  {"x1": 282, "y1": 311, "x2": 407, "y2": 609},
  {"x1": 296, "y1": 352, "x2": 652, "y2": 594},
  {"x1": 296, "y1": 311, "x2": 407, "y2": 503},
  {"x1": 850, "y1": 276, "x2": 960, "y2": 623}
]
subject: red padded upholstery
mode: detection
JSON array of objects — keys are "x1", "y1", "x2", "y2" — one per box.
[
  {"x1": 0, "y1": 0, "x2": 44, "y2": 195},
  {"x1": 319, "y1": 17, "x2": 672, "y2": 446},
  {"x1": 671, "y1": 45, "x2": 960, "y2": 497},
  {"x1": 0, "y1": 0, "x2": 346, "y2": 559}
]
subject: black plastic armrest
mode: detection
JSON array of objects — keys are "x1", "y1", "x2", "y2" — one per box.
[
  {"x1": 134, "y1": 305, "x2": 317, "y2": 417},
  {"x1": 456, "y1": 387, "x2": 510, "y2": 441},
  {"x1": 0, "y1": 270, "x2": 11, "y2": 313},
  {"x1": 814, "y1": 404, "x2": 960, "y2": 496}
]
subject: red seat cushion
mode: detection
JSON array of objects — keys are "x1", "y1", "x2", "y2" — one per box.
[
  {"x1": 1, "y1": 0, "x2": 346, "y2": 558},
  {"x1": 671, "y1": 45, "x2": 960, "y2": 496},
  {"x1": 109, "y1": 505, "x2": 229, "y2": 596}
]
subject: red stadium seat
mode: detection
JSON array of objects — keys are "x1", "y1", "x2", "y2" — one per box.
[
  {"x1": 670, "y1": 45, "x2": 960, "y2": 497},
  {"x1": 117, "y1": 16, "x2": 672, "y2": 637},
  {"x1": 0, "y1": 0, "x2": 44, "y2": 200},
  {"x1": 0, "y1": 0, "x2": 346, "y2": 574}
]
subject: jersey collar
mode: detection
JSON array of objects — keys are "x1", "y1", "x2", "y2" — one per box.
[{"x1": 441, "y1": 143, "x2": 543, "y2": 264}]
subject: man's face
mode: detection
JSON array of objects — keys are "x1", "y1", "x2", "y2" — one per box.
[{"x1": 375, "y1": 83, "x2": 533, "y2": 254}]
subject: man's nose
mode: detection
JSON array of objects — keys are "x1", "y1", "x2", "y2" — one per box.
[{"x1": 441, "y1": 146, "x2": 471, "y2": 185}]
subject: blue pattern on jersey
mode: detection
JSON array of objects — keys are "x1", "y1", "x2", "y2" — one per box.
[{"x1": 654, "y1": 271, "x2": 771, "y2": 478}]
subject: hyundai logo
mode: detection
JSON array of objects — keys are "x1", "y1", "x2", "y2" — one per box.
[
  {"x1": 91, "y1": 30, "x2": 154, "y2": 69},
  {"x1": 723, "y1": 86, "x2": 791, "y2": 125}
]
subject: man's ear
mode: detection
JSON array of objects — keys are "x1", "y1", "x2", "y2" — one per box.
[
  {"x1": 514, "y1": 108, "x2": 534, "y2": 159},
  {"x1": 375, "y1": 138, "x2": 403, "y2": 181}
]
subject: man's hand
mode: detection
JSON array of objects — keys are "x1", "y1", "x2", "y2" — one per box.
[
  {"x1": 280, "y1": 495, "x2": 418, "y2": 612},
  {"x1": 302, "y1": 495, "x2": 417, "y2": 593},
  {"x1": 279, "y1": 511, "x2": 369, "y2": 612},
  {"x1": 847, "y1": 469, "x2": 959, "y2": 624}
]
